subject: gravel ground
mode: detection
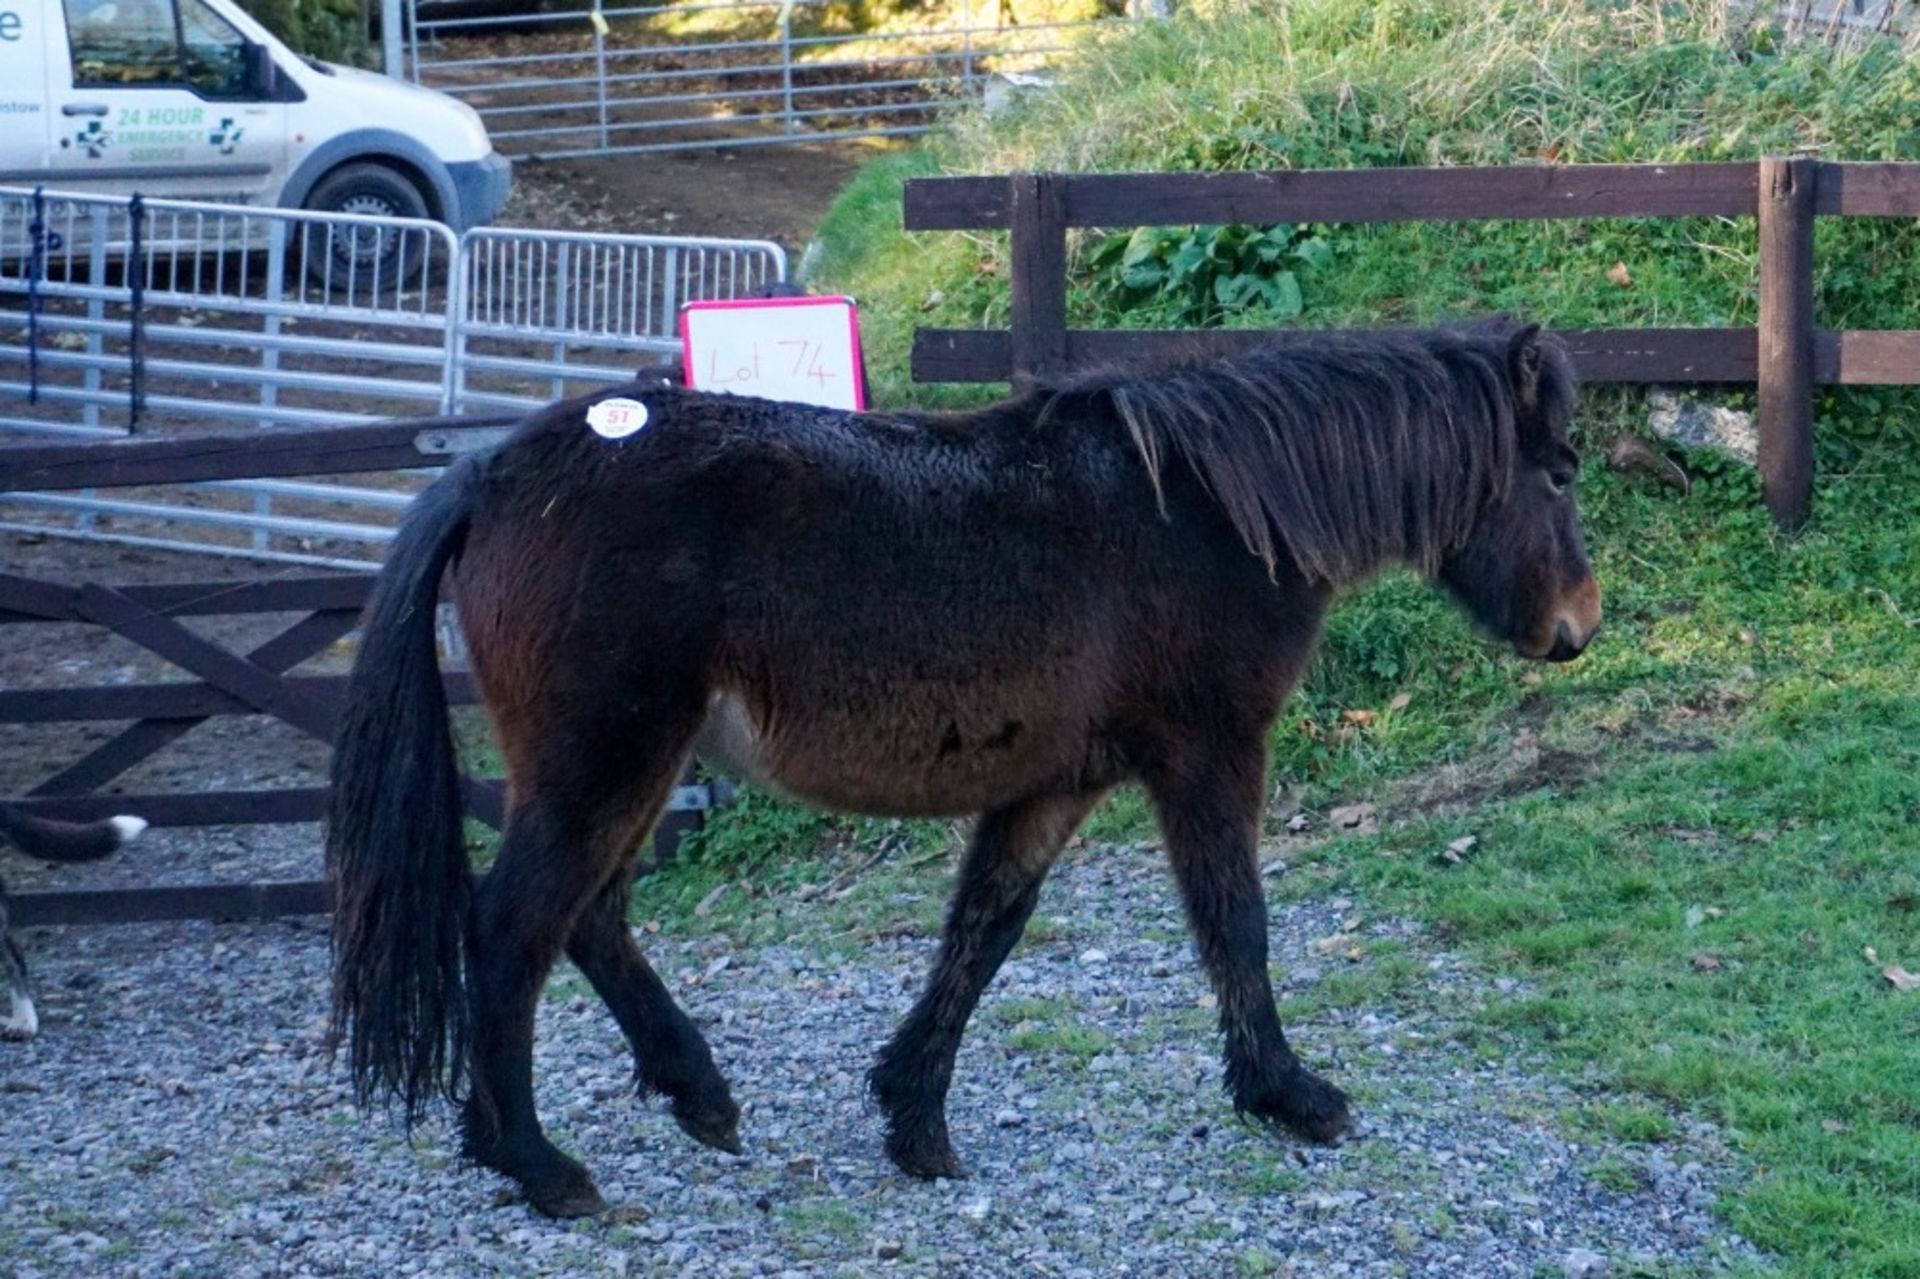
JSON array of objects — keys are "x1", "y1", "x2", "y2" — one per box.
[{"x1": 1, "y1": 823, "x2": 1763, "y2": 1279}]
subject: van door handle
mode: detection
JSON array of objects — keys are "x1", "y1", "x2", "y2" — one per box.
[{"x1": 62, "y1": 103, "x2": 110, "y2": 117}]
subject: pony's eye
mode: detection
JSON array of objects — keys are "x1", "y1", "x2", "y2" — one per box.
[{"x1": 1546, "y1": 468, "x2": 1576, "y2": 496}]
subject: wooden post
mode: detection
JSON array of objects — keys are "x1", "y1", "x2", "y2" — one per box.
[
  {"x1": 1757, "y1": 155, "x2": 1817, "y2": 531},
  {"x1": 1007, "y1": 173, "x2": 1068, "y2": 382}
]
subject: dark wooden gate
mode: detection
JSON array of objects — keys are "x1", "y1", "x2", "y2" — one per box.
[{"x1": 0, "y1": 416, "x2": 711, "y2": 926}]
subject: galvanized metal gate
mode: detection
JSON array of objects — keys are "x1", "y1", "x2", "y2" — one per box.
[
  {"x1": 455, "y1": 223, "x2": 786, "y2": 411},
  {"x1": 0, "y1": 185, "x2": 786, "y2": 565},
  {"x1": 396, "y1": 0, "x2": 1132, "y2": 159}
]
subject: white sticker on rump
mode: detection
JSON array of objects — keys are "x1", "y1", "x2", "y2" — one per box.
[{"x1": 586, "y1": 397, "x2": 650, "y2": 439}]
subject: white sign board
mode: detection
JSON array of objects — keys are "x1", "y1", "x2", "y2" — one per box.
[{"x1": 680, "y1": 296, "x2": 868, "y2": 411}]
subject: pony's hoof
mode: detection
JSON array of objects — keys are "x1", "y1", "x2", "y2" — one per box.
[
  {"x1": 886, "y1": 1130, "x2": 967, "y2": 1181},
  {"x1": 674, "y1": 1099, "x2": 743, "y2": 1155},
  {"x1": 1256, "y1": 1069, "x2": 1353, "y2": 1145},
  {"x1": 521, "y1": 1152, "x2": 609, "y2": 1220},
  {"x1": 530, "y1": 1181, "x2": 609, "y2": 1219}
]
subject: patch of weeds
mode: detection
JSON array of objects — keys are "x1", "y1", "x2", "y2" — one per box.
[
  {"x1": 1236, "y1": 1247, "x2": 1281, "y2": 1277},
  {"x1": 777, "y1": 1198, "x2": 865, "y2": 1245},
  {"x1": 1586, "y1": 1152, "x2": 1650, "y2": 1194},
  {"x1": 544, "y1": 966, "x2": 592, "y2": 1003},
  {"x1": 1081, "y1": 785, "x2": 1155, "y2": 845},
  {"x1": 1572, "y1": 1101, "x2": 1676, "y2": 1145},
  {"x1": 1228, "y1": 1153, "x2": 1308, "y2": 1198},
  {"x1": 984, "y1": 995, "x2": 1072, "y2": 1025},
  {"x1": 1006, "y1": 1018, "x2": 1112, "y2": 1067}
]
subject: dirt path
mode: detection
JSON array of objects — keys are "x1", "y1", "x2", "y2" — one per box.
[{"x1": 501, "y1": 142, "x2": 873, "y2": 254}]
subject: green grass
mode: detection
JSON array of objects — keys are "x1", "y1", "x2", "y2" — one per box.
[
  {"x1": 1245, "y1": 460, "x2": 1920, "y2": 1276},
  {"x1": 1004, "y1": 1003, "x2": 1114, "y2": 1066},
  {"x1": 1586, "y1": 1152, "x2": 1651, "y2": 1196},
  {"x1": 776, "y1": 1197, "x2": 866, "y2": 1246},
  {"x1": 808, "y1": 1, "x2": 1920, "y2": 408}
]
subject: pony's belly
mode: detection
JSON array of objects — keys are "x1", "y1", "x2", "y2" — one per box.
[{"x1": 691, "y1": 693, "x2": 1080, "y2": 818}]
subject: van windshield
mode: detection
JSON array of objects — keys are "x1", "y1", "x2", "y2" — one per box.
[{"x1": 63, "y1": 0, "x2": 251, "y2": 99}]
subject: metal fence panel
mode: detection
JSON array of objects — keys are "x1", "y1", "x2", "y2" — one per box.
[
  {"x1": 403, "y1": 0, "x2": 1127, "y2": 159},
  {"x1": 2, "y1": 185, "x2": 791, "y2": 565},
  {"x1": 0, "y1": 186, "x2": 462, "y2": 565},
  {"x1": 454, "y1": 225, "x2": 786, "y2": 412}
]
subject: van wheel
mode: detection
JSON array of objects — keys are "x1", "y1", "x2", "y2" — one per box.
[{"x1": 300, "y1": 162, "x2": 434, "y2": 290}]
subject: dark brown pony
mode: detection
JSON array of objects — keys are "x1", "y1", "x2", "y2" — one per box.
[{"x1": 327, "y1": 320, "x2": 1601, "y2": 1217}]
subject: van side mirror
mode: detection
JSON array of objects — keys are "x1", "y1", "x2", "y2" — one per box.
[{"x1": 245, "y1": 42, "x2": 276, "y2": 97}]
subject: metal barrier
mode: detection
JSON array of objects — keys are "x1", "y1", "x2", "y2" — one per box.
[
  {"x1": 0, "y1": 188, "x2": 462, "y2": 566},
  {"x1": 0, "y1": 185, "x2": 787, "y2": 565},
  {"x1": 454, "y1": 224, "x2": 787, "y2": 411},
  {"x1": 401, "y1": 0, "x2": 1129, "y2": 159}
]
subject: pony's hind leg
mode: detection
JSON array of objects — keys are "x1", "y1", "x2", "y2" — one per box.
[
  {"x1": 463, "y1": 709, "x2": 704, "y2": 1218},
  {"x1": 1146, "y1": 744, "x2": 1352, "y2": 1145},
  {"x1": 566, "y1": 874, "x2": 741, "y2": 1153},
  {"x1": 870, "y1": 790, "x2": 1099, "y2": 1179}
]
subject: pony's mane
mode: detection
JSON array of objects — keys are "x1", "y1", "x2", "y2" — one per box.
[{"x1": 1044, "y1": 326, "x2": 1551, "y2": 585}]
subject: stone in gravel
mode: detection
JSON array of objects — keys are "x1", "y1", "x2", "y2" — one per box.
[
  {"x1": 875, "y1": 1240, "x2": 905, "y2": 1260},
  {"x1": 1302, "y1": 1190, "x2": 1368, "y2": 1215},
  {"x1": 784, "y1": 1154, "x2": 818, "y2": 1177},
  {"x1": 601, "y1": 1204, "x2": 651, "y2": 1224},
  {"x1": 995, "y1": 1108, "x2": 1024, "y2": 1128},
  {"x1": 958, "y1": 1197, "x2": 991, "y2": 1221},
  {"x1": 1563, "y1": 1247, "x2": 1610, "y2": 1277},
  {"x1": 1078, "y1": 948, "x2": 1110, "y2": 965}
]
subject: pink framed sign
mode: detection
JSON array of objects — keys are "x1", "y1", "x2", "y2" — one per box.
[{"x1": 679, "y1": 295, "x2": 869, "y2": 411}]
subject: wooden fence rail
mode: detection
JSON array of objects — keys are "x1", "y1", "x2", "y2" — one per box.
[
  {"x1": 0, "y1": 416, "x2": 707, "y2": 927},
  {"x1": 905, "y1": 157, "x2": 1920, "y2": 529}
]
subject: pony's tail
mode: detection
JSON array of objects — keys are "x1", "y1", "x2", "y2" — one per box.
[
  {"x1": 326, "y1": 455, "x2": 485, "y2": 1127},
  {"x1": 0, "y1": 805, "x2": 146, "y2": 863}
]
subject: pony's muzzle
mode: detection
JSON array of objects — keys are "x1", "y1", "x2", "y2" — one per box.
[{"x1": 1540, "y1": 576, "x2": 1603, "y2": 663}]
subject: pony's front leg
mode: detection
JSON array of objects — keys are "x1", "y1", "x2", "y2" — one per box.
[
  {"x1": 869, "y1": 791, "x2": 1099, "y2": 1179},
  {"x1": 1147, "y1": 746, "x2": 1353, "y2": 1144}
]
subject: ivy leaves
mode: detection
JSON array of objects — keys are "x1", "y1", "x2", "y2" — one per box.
[{"x1": 1087, "y1": 223, "x2": 1330, "y2": 326}]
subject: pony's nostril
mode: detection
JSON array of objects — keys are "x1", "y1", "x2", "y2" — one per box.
[{"x1": 1544, "y1": 618, "x2": 1585, "y2": 663}]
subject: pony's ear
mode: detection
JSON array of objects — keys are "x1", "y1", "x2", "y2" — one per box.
[{"x1": 1507, "y1": 323, "x2": 1545, "y2": 412}]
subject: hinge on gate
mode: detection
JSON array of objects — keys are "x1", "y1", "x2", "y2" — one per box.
[{"x1": 413, "y1": 426, "x2": 515, "y2": 456}]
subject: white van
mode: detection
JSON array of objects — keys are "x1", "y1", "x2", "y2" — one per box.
[{"x1": 0, "y1": 0, "x2": 510, "y2": 231}]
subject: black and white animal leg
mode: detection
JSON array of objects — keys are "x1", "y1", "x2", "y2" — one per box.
[{"x1": 1, "y1": 891, "x2": 37, "y2": 1041}]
